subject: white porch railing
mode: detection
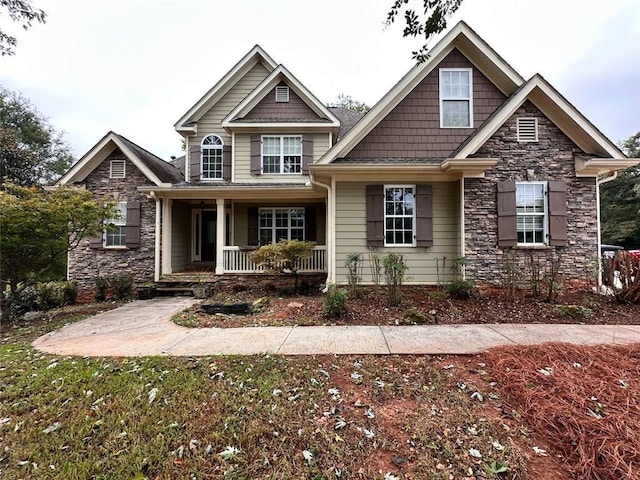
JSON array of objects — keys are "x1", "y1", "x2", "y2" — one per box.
[{"x1": 223, "y1": 245, "x2": 327, "y2": 273}]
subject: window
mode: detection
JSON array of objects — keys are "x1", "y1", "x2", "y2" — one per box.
[
  {"x1": 201, "y1": 134, "x2": 223, "y2": 180},
  {"x1": 517, "y1": 117, "x2": 538, "y2": 142},
  {"x1": 384, "y1": 186, "x2": 415, "y2": 246},
  {"x1": 275, "y1": 85, "x2": 290, "y2": 102},
  {"x1": 110, "y1": 160, "x2": 126, "y2": 178},
  {"x1": 259, "y1": 208, "x2": 304, "y2": 245},
  {"x1": 516, "y1": 182, "x2": 547, "y2": 245},
  {"x1": 262, "y1": 136, "x2": 302, "y2": 174},
  {"x1": 105, "y1": 202, "x2": 127, "y2": 247},
  {"x1": 439, "y1": 68, "x2": 473, "y2": 128}
]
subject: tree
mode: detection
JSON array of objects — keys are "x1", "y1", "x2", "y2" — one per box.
[
  {"x1": 0, "y1": 86, "x2": 74, "y2": 187},
  {"x1": 330, "y1": 94, "x2": 371, "y2": 113},
  {"x1": 386, "y1": 0, "x2": 464, "y2": 63},
  {"x1": 0, "y1": 0, "x2": 46, "y2": 56},
  {"x1": 250, "y1": 240, "x2": 317, "y2": 294},
  {"x1": 0, "y1": 184, "x2": 118, "y2": 317},
  {"x1": 600, "y1": 132, "x2": 640, "y2": 249}
]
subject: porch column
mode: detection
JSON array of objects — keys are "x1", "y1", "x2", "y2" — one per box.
[
  {"x1": 154, "y1": 195, "x2": 161, "y2": 281},
  {"x1": 162, "y1": 198, "x2": 173, "y2": 274},
  {"x1": 215, "y1": 198, "x2": 225, "y2": 274}
]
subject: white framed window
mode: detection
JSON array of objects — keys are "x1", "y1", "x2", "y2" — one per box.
[
  {"x1": 110, "y1": 159, "x2": 126, "y2": 178},
  {"x1": 259, "y1": 208, "x2": 305, "y2": 245},
  {"x1": 516, "y1": 182, "x2": 547, "y2": 245},
  {"x1": 517, "y1": 117, "x2": 538, "y2": 142},
  {"x1": 275, "y1": 85, "x2": 290, "y2": 102},
  {"x1": 439, "y1": 68, "x2": 473, "y2": 128},
  {"x1": 105, "y1": 202, "x2": 127, "y2": 247},
  {"x1": 384, "y1": 186, "x2": 415, "y2": 246},
  {"x1": 201, "y1": 134, "x2": 223, "y2": 180},
  {"x1": 261, "y1": 136, "x2": 302, "y2": 174}
]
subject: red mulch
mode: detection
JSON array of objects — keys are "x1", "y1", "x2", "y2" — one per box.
[{"x1": 484, "y1": 343, "x2": 640, "y2": 480}]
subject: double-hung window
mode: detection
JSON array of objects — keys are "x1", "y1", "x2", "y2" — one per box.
[
  {"x1": 516, "y1": 182, "x2": 547, "y2": 245},
  {"x1": 262, "y1": 136, "x2": 302, "y2": 174},
  {"x1": 201, "y1": 134, "x2": 223, "y2": 180},
  {"x1": 384, "y1": 186, "x2": 415, "y2": 246},
  {"x1": 259, "y1": 208, "x2": 304, "y2": 245},
  {"x1": 439, "y1": 68, "x2": 473, "y2": 128},
  {"x1": 105, "y1": 202, "x2": 127, "y2": 247}
]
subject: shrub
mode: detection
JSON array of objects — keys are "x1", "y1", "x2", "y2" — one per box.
[
  {"x1": 445, "y1": 279, "x2": 476, "y2": 300},
  {"x1": 383, "y1": 253, "x2": 408, "y2": 307},
  {"x1": 554, "y1": 305, "x2": 593, "y2": 319},
  {"x1": 602, "y1": 252, "x2": 640, "y2": 304},
  {"x1": 9, "y1": 285, "x2": 38, "y2": 318},
  {"x1": 322, "y1": 284, "x2": 347, "y2": 318},
  {"x1": 111, "y1": 274, "x2": 134, "y2": 301},
  {"x1": 37, "y1": 281, "x2": 77, "y2": 310},
  {"x1": 345, "y1": 252, "x2": 363, "y2": 298},
  {"x1": 250, "y1": 240, "x2": 317, "y2": 294},
  {"x1": 94, "y1": 276, "x2": 109, "y2": 302}
]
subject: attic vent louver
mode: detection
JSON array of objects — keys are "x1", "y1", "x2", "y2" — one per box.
[
  {"x1": 110, "y1": 159, "x2": 126, "y2": 178},
  {"x1": 275, "y1": 85, "x2": 289, "y2": 103},
  {"x1": 517, "y1": 117, "x2": 538, "y2": 142}
]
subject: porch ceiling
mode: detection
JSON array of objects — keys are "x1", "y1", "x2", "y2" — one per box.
[{"x1": 140, "y1": 184, "x2": 327, "y2": 200}]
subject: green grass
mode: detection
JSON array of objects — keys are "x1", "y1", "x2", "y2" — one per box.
[{"x1": 0, "y1": 310, "x2": 530, "y2": 479}]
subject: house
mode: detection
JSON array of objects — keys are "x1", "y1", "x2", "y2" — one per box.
[{"x1": 57, "y1": 21, "x2": 637, "y2": 296}]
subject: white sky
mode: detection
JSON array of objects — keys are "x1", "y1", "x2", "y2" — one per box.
[{"x1": 2, "y1": 0, "x2": 639, "y2": 160}]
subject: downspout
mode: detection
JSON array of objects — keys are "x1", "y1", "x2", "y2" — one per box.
[
  {"x1": 310, "y1": 172, "x2": 333, "y2": 284},
  {"x1": 595, "y1": 171, "x2": 618, "y2": 288},
  {"x1": 150, "y1": 191, "x2": 162, "y2": 282}
]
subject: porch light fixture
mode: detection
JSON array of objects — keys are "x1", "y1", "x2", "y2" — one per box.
[{"x1": 199, "y1": 200, "x2": 206, "y2": 210}]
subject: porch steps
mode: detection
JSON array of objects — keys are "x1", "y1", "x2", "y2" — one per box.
[{"x1": 155, "y1": 286, "x2": 195, "y2": 297}]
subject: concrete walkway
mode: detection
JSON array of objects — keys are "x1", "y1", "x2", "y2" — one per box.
[{"x1": 32, "y1": 297, "x2": 640, "y2": 357}]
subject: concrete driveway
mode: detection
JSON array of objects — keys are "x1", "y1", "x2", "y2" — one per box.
[{"x1": 32, "y1": 297, "x2": 640, "y2": 357}]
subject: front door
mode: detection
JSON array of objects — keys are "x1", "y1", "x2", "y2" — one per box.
[{"x1": 201, "y1": 211, "x2": 216, "y2": 262}]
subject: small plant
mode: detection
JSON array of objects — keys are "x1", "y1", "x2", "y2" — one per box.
[
  {"x1": 445, "y1": 279, "x2": 476, "y2": 300},
  {"x1": 250, "y1": 240, "x2": 317, "y2": 294},
  {"x1": 403, "y1": 307, "x2": 427, "y2": 324},
  {"x1": 542, "y1": 254, "x2": 563, "y2": 302},
  {"x1": 36, "y1": 281, "x2": 77, "y2": 310},
  {"x1": 500, "y1": 252, "x2": 521, "y2": 302},
  {"x1": 436, "y1": 256, "x2": 447, "y2": 290},
  {"x1": 369, "y1": 253, "x2": 382, "y2": 300},
  {"x1": 94, "y1": 275, "x2": 109, "y2": 302},
  {"x1": 322, "y1": 283, "x2": 347, "y2": 318},
  {"x1": 383, "y1": 253, "x2": 408, "y2": 307},
  {"x1": 345, "y1": 252, "x2": 363, "y2": 298},
  {"x1": 554, "y1": 304, "x2": 593, "y2": 319},
  {"x1": 110, "y1": 273, "x2": 134, "y2": 301}
]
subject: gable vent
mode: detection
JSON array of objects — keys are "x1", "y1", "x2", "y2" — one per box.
[
  {"x1": 275, "y1": 85, "x2": 290, "y2": 103},
  {"x1": 517, "y1": 117, "x2": 538, "y2": 142},
  {"x1": 110, "y1": 159, "x2": 126, "y2": 178}
]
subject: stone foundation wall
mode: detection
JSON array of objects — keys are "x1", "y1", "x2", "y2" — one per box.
[
  {"x1": 68, "y1": 150, "x2": 156, "y2": 295},
  {"x1": 464, "y1": 101, "x2": 598, "y2": 284}
]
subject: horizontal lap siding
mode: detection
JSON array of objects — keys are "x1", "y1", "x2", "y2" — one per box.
[
  {"x1": 171, "y1": 202, "x2": 191, "y2": 271},
  {"x1": 235, "y1": 133, "x2": 329, "y2": 183},
  {"x1": 335, "y1": 181, "x2": 460, "y2": 284}
]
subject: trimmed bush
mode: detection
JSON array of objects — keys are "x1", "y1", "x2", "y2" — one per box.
[
  {"x1": 445, "y1": 279, "x2": 476, "y2": 300},
  {"x1": 322, "y1": 284, "x2": 347, "y2": 318},
  {"x1": 94, "y1": 276, "x2": 109, "y2": 302},
  {"x1": 37, "y1": 281, "x2": 77, "y2": 310},
  {"x1": 111, "y1": 274, "x2": 134, "y2": 301}
]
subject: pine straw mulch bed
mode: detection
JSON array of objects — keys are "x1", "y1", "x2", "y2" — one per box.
[
  {"x1": 482, "y1": 343, "x2": 640, "y2": 480},
  {"x1": 174, "y1": 285, "x2": 640, "y2": 329}
]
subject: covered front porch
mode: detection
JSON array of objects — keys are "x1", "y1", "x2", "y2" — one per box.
[{"x1": 153, "y1": 185, "x2": 328, "y2": 279}]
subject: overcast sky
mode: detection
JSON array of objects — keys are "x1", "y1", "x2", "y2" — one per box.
[{"x1": 2, "y1": 0, "x2": 639, "y2": 160}]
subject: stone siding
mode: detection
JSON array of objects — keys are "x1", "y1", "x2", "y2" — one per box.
[
  {"x1": 68, "y1": 149, "x2": 157, "y2": 296},
  {"x1": 464, "y1": 101, "x2": 598, "y2": 284}
]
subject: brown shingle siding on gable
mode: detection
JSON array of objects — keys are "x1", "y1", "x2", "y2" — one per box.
[
  {"x1": 242, "y1": 83, "x2": 324, "y2": 122},
  {"x1": 346, "y1": 49, "x2": 506, "y2": 160}
]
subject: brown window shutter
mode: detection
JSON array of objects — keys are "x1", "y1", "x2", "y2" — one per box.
[
  {"x1": 548, "y1": 180, "x2": 568, "y2": 246},
  {"x1": 497, "y1": 181, "x2": 517, "y2": 247},
  {"x1": 302, "y1": 135, "x2": 313, "y2": 175},
  {"x1": 89, "y1": 235, "x2": 103, "y2": 249},
  {"x1": 250, "y1": 135, "x2": 261, "y2": 176},
  {"x1": 125, "y1": 201, "x2": 141, "y2": 249},
  {"x1": 305, "y1": 207, "x2": 316, "y2": 242},
  {"x1": 366, "y1": 184, "x2": 384, "y2": 247},
  {"x1": 247, "y1": 207, "x2": 259, "y2": 246},
  {"x1": 189, "y1": 145, "x2": 201, "y2": 181},
  {"x1": 222, "y1": 145, "x2": 232, "y2": 181},
  {"x1": 415, "y1": 184, "x2": 433, "y2": 247}
]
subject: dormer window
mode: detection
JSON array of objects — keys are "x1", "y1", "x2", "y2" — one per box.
[
  {"x1": 201, "y1": 134, "x2": 223, "y2": 180},
  {"x1": 439, "y1": 68, "x2": 473, "y2": 128},
  {"x1": 275, "y1": 85, "x2": 290, "y2": 103},
  {"x1": 110, "y1": 159, "x2": 126, "y2": 178}
]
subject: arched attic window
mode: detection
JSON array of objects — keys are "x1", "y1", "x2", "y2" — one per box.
[{"x1": 201, "y1": 134, "x2": 223, "y2": 180}]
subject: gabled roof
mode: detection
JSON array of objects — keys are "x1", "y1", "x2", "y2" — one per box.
[
  {"x1": 57, "y1": 132, "x2": 182, "y2": 187},
  {"x1": 328, "y1": 107, "x2": 366, "y2": 140},
  {"x1": 318, "y1": 20, "x2": 524, "y2": 164},
  {"x1": 221, "y1": 64, "x2": 340, "y2": 129},
  {"x1": 453, "y1": 74, "x2": 627, "y2": 160},
  {"x1": 174, "y1": 45, "x2": 278, "y2": 133}
]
